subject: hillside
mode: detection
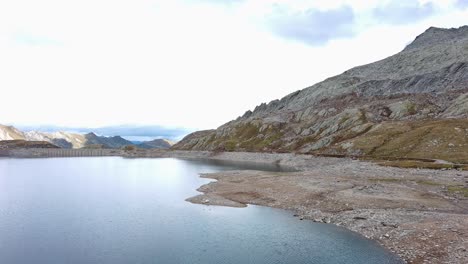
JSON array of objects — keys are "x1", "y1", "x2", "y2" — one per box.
[
  {"x1": 173, "y1": 26, "x2": 468, "y2": 163},
  {"x1": 0, "y1": 140, "x2": 59, "y2": 149},
  {"x1": 83, "y1": 132, "x2": 133, "y2": 149},
  {"x1": 0, "y1": 125, "x2": 25, "y2": 140},
  {"x1": 138, "y1": 139, "x2": 174, "y2": 149}
]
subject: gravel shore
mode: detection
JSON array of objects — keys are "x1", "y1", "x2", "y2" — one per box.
[{"x1": 171, "y1": 151, "x2": 468, "y2": 264}]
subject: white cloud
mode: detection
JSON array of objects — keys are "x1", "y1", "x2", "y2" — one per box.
[
  {"x1": 266, "y1": 4, "x2": 355, "y2": 45},
  {"x1": 372, "y1": 0, "x2": 436, "y2": 24},
  {"x1": 0, "y1": 0, "x2": 466, "y2": 130}
]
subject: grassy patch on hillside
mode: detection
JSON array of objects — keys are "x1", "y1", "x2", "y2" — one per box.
[
  {"x1": 368, "y1": 178, "x2": 405, "y2": 183},
  {"x1": 377, "y1": 160, "x2": 460, "y2": 170},
  {"x1": 447, "y1": 186, "x2": 468, "y2": 197},
  {"x1": 368, "y1": 178, "x2": 445, "y2": 186},
  {"x1": 341, "y1": 119, "x2": 468, "y2": 164},
  {"x1": 210, "y1": 122, "x2": 287, "y2": 152},
  {"x1": 415, "y1": 180, "x2": 444, "y2": 186},
  {"x1": 234, "y1": 123, "x2": 259, "y2": 139}
]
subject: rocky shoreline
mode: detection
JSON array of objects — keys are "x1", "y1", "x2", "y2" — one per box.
[
  {"x1": 4, "y1": 149, "x2": 468, "y2": 263},
  {"x1": 175, "y1": 151, "x2": 468, "y2": 264}
]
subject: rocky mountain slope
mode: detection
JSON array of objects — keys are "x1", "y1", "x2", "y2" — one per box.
[
  {"x1": 173, "y1": 26, "x2": 468, "y2": 163},
  {"x1": 137, "y1": 139, "x2": 174, "y2": 149},
  {"x1": 0, "y1": 125, "x2": 26, "y2": 141},
  {"x1": 82, "y1": 132, "x2": 132, "y2": 149},
  {"x1": 0, "y1": 125, "x2": 173, "y2": 149}
]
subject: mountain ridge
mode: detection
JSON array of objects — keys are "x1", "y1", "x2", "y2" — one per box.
[
  {"x1": 0, "y1": 125, "x2": 174, "y2": 149},
  {"x1": 173, "y1": 26, "x2": 468, "y2": 163}
]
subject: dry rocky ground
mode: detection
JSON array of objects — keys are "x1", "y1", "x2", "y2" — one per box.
[{"x1": 177, "y1": 152, "x2": 468, "y2": 264}]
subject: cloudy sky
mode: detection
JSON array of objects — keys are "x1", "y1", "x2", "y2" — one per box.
[{"x1": 1, "y1": 0, "x2": 467, "y2": 136}]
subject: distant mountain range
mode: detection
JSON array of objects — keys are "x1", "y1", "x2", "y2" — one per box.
[
  {"x1": 0, "y1": 124, "x2": 174, "y2": 149},
  {"x1": 14, "y1": 124, "x2": 191, "y2": 142}
]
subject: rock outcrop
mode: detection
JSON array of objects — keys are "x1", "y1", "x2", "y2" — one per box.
[{"x1": 173, "y1": 26, "x2": 468, "y2": 163}]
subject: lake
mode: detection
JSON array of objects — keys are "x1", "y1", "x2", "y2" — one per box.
[{"x1": 0, "y1": 157, "x2": 403, "y2": 264}]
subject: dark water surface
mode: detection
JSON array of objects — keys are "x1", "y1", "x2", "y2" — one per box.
[{"x1": 0, "y1": 157, "x2": 403, "y2": 264}]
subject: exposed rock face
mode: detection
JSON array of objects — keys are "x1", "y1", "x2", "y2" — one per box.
[{"x1": 173, "y1": 26, "x2": 468, "y2": 162}]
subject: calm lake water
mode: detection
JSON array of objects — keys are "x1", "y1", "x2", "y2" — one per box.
[{"x1": 0, "y1": 157, "x2": 403, "y2": 264}]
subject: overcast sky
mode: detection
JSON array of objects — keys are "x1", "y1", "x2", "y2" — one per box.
[{"x1": 1, "y1": 0, "x2": 467, "y2": 131}]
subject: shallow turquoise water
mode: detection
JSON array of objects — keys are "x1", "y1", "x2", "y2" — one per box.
[{"x1": 0, "y1": 157, "x2": 403, "y2": 264}]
